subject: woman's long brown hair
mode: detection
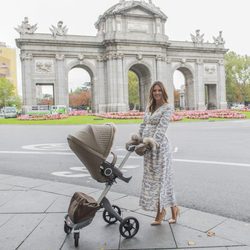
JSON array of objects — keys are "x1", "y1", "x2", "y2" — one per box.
[{"x1": 148, "y1": 81, "x2": 168, "y2": 113}]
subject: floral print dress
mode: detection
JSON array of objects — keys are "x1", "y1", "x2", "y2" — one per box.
[{"x1": 139, "y1": 103, "x2": 177, "y2": 211}]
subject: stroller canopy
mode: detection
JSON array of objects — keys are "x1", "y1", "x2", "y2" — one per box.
[{"x1": 67, "y1": 123, "x2": 116, "y2": 182}]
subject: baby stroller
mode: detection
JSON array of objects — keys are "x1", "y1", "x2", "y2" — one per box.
[{"x1": 64, "y1": 123, "x2": 139, "y2": 247}]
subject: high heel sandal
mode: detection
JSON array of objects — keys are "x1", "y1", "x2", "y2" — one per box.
[
  {"x1": 151, "y1": 208, "x2": 166, "y2": 226},
  {"x1": 168, "y1": 206, "x2": 180, "y2": 224}
]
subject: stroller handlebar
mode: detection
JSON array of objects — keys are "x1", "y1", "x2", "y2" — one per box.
[{"x1": 127, "y1": 145, "x2": 136, "y2": 152}]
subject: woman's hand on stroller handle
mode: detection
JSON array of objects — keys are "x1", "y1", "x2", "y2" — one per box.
[{"x1": 127, "y1": 144, "x2": 136, "y2": 152}]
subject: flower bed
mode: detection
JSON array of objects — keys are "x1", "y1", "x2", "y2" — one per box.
[
  {"x1": 175, "y1": 109, "x2": 246, "y2": 119},
  {"x1": 68, "y1": 110, "x2": 89, "y2": 116},
  {"x1": 97, "y1": 111, "x2": 144, "y2": 119},
  {"x1": 18, "y1": 114, "x2": 68, "y2": 120},
  {"x1": 95, "y1": 109, "x2": 246, "y2": 121}
]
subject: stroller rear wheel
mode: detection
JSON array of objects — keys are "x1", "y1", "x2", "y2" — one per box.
[
  {"x1": 119, "y1": 216, "x2": 139, "y2": 239},
  {"x1": 64, "y1": 222, "x2": 72, "y2": 235},
  {"x1": 103, "y1": 205, "x2": 121, "y2": 224}
]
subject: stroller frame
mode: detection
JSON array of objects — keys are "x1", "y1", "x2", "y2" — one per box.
[{"x1": 64, "y1": 145, "x2": 139, "y2": 247}]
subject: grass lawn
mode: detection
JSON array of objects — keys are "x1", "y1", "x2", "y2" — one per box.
[
  {"x1": 0, "y1": 111, "x2": 249, "y2": 125},
  {"x1": 0, "y1": 115, "x2": 142, "y2": 125}
]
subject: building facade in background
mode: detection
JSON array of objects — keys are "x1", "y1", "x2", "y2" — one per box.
[
  {"x1": 0, "y1": 42, "x2": 17, "y2": 93},
  {"x1": 16, "y1": 0, "x2": 227, "y2": 112}
]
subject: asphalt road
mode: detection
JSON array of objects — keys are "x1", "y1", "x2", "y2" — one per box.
[{"x1": 0, "y1": 120, "x2": 250, "y2": 222}]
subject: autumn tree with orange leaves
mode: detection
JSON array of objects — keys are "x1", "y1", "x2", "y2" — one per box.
[{"x1": 69, "y1": 87, "x2": 91, "y2": 109}]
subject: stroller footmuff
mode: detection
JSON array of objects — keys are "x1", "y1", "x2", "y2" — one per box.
[{"x1": 64, "y1": 124, "x2": 139, "y2": 247}]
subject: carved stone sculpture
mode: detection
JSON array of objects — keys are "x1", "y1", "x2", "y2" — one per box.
[
  {"x1": 50, "y1": 21, "x2": 68, "y2": 37},
  {"x1": 213, "y1": 31, "x2": 225, "y2": 45},
  {"x1": 15, "y1": 17, "x2": 37, "y2": 35},
  {"x1": 191, "y1": 29, "x2": 204, "y2": 44},
  {"x1": 35, "y1": 61, "x2": 53, "y2": 73}
]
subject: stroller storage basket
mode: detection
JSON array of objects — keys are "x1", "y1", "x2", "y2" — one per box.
[{"x1": 68, "y1": 192, "x2": 100, "y2": 224}]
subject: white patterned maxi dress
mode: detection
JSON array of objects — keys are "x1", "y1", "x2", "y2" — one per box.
[{"x1": 139, "y1": 103, "x2": 177, "y2": 211}]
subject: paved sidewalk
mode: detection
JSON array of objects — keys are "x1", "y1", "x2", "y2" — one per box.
[{"x1": 0, "y1": 174, "x2": 249, "y2": 250}]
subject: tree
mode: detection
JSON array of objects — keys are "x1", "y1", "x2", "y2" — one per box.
[
  {"x1": 0, "y1": 78, "x2": 16, "y2": 108},
  {"x1": 225, "y1": 51, "x2": 250, "y2": 105},
  {"x1": 69, "y1": 89, "x2": 91, "y2": 109},
  {"x1": 128, "y1": 71, "x2": 140, "y2": 110}
]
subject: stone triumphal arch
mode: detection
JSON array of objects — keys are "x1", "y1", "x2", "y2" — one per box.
[{"x1": 16, "y1": 0, "x2": 227, "y2": 112}]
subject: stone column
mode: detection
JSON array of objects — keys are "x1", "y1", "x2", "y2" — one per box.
[
  {"x1": 217, "y1": 59, "x2": 227, "y2": 109},
  {"x1": 156, "y1": 55, "x2": 164, "y2": 81},
  {"x1": 165, "y1": 58, "x2": 174, "y2": 107},
  {"x1": 106, "y1": 53, "x2": 115, "y2": 112},
  {"x1": 195, "y1": 59, "x2": 206, "y2": 110},
  {"x1": 96, "y1": 56, "x2": 106, "y2": 112},
  {"x1": 55, "y1": 54, "x2": 67, "y2": 107},
  {"x1": 20, "y1": 52, "x2": 33, "y2": 111},
  {"x1": 116, "y1": 53, "x2": 127, "y2": 111}
]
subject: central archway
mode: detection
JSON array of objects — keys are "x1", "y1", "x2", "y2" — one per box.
[
  {"x1": 68, "y1": 67, "x2": 91, "y2": 111},
  {"x1": 128, "y1": 63, "x2": 151, "y2": 111},
  {"x1": 66, "y1": 60, "x2": 96, "y2": 111}
]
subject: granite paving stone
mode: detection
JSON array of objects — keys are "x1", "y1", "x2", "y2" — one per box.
[
  {"x1": 18, "y1": 213, "x2": 66, "y2": 250},
  {"x1": 0, "y1": 213, "x2": 46, "y2": 250},
  {"x1": 171, "y1": 223, "x2": 241, "y2": 248},
  {"x1": 0, "y1": 183, "x2": 13, "y2": 190},
  {"x1": 46, "y1": 195, "x2": 71, "y2": 213},
  {"x1": 0, "y1": 190, "x2": 23, "y2": 207},
  {"x1": 0, "y1": 176, "x2": 52, "y2": 188},
  {"x1": 34, "y1": 182, "x2": 99, "y2": 196},
  {"x1": 213, "y1": 219, "x2": 250, "y2": 246},
  {"x1": 176, "y1": 208, "x2": 227, "y2": 232},
  {"x1": 0, "y1": 190, "x2": 58, "y2": 213}
]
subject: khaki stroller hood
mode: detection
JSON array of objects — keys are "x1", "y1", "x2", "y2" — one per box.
[{"x1": 67, "y1": 124, "x2": 116, "y2": 182}]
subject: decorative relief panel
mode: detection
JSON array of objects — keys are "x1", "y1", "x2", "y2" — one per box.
[
  {"x1": 126, "y1": 8, "x2": 152, "y2": 16},
  {"x1": 35, "y1": 59, "x2": 54, "y2": 73},
  {"x1": 204, "y1": 64, "x2": 217, "y2": 75},
  {"x1": 204, "y1": 63, "x2": 217, "y2": 83},
  {"x1": 127, "y1": 20, "x2": 149, "y2": 33}
]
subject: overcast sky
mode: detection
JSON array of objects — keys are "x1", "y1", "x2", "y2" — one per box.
[{"x1": 1, "y1": 0, "x2": 249, "y2": 94}]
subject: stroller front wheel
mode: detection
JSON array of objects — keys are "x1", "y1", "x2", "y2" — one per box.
[
  {"x1": 64, "y1": 222, "x2": 72, "y2": 235},
  {"x1": 119, "y1": 216, "x2": 139, "y2": 239},
  {"x1": 74, "y1": 232, "x2": 80, "y2": 247},
  {"x1": 103, "y1": 205, "x2": 121, "y2": 224}
]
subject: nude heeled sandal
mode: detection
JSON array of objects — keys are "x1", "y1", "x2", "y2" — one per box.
[
  {"x1": 168, "y1": 206, "x2": 180, "y2": 224},
  {"x1": 151, "y1": 208, "x2": 166, "y2": 226}
]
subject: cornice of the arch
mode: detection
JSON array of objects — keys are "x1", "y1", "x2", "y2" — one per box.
[{"x1": 66, "y1": 59, "x2": 96, "y2": 77}]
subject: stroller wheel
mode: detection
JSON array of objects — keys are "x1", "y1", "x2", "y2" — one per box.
[
  {"x1": 74, "y1": 232, "x2": 80, "y2": 247},
  {"x1": 119, "y1": 216, "x2": 139, "y2": 239},
  {"x1": 103, "y1": 205, "x2": 121, "y2": 224},
  {"x1": 64, "y1": 222, "x2": 72, "y2": 235}
]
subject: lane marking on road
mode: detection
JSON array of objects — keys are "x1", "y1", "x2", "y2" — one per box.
[
  {"x1": 1, "y1": 150, "x2": 250, "y2": 168},
  {"x1": 173, "y1": 147, "x2": 178, "y2": 153},
  {"x1": 0, "y1": 151, "x2": 73, "y2": 155},
  {"x1": 22, "y1": 143, "x2": 69, "y2": 151},
  {"x1": 173, "y1": 159, "x2": 250, "y2": 168}
]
